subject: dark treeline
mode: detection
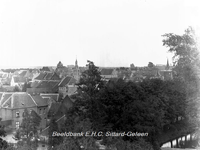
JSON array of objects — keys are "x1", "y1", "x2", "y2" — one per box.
[{"x1": 46, "y1": 61, "x2": 189, "y2": 150}]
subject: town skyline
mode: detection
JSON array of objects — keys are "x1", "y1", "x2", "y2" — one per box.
[{"x1": 0, "y1": 0, "x2": 199, "y2": 68}]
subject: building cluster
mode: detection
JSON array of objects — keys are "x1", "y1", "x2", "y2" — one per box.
[
  {"x1": 0, "y1": 59, "x2": 82, "y2": 134},
  {"x1": 0, "y1": 59, "x2": 174, "y2": 143},
  {"x1": 100, "y1": 60, "x2": 173, "y2": 82}
]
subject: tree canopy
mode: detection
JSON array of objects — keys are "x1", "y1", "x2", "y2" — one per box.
[{"x1": 162, "y1": 27, "x2": 200, "y2": 131}]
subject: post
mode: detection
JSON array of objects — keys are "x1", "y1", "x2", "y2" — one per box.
[
  {"x1": 170, "y1": 140, "x2": 173, "y2": 148},
  {"x1": 176, "y1": 138, "x2": 179, "y2": 148}
]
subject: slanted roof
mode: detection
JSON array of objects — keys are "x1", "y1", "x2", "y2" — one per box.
[
  {"x1": 53, "y1": 95, "x2": 74, "y2": 119},
  {"x1": 0, "y1": 93, "x2": 12, "y2": 106},
  {"x1": 13, "y1": 76, "x2": 27, "y2": 83},
  {"x1": 34, "y1": 72, "x2": 47, "y2": 80},
  {"x1": 12, "y1": 93, "x2": 37, "y2": 108},
  {"x1": 101, "y1": 68, "x2": 114, "y2": 75},
  {"x1": 44, "y1": 72, "x2": 53, "y2": 80},
  {"x1": 0, "y1": 92, "x2": 50, "y2": 108},
  {"x1": 50, "y1": 73, "x2": 60, "y2": 80},
  {"x1": 69, "y1": 78, "x2": 77, "y2": 85},
  {"x1": 19, "y1": 70, "x2": 28, "y2": 77},
  {"x1": 35, "y1": 80, "x2": 59, "y2": 89},
  {"x1": 41, "y1": 67, "x2": 52, "y2": 72},
  {"x1": 58, "y1": 76, "x2": 72, "y2": 87},
  {"x1": 48, "y1": 102, "x2": 61, "y2": 117},
  {"x1": 32, "y1": 95, "x2": 48, "y2": 107},
  {"x1": 30, "y1": 81, "x2": 41, "y2": 88}
]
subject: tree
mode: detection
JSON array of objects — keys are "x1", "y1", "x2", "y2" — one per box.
[
  {"x1": 0, "y1": 118, "x2": 8, "y2": 149},
  {"x1": 148, "y1": 62, "x2": 155, "y2": 68},
  {"x1": 15, "y1": 109, "x2": 41, "y2": 148},
  {"x1": 72, "y1": 60, "x2": 105, "y2": 129},
  {"x1": 162, "y1": 27, "x2": 200, "y2": 131},
  {"x1": 48, "y1": 118, "x2": 63, "y2": 149}
]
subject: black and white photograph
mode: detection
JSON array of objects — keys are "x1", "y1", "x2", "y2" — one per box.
[{"x1": 0, "y1": 0, "x2": 200, "y2": 149}]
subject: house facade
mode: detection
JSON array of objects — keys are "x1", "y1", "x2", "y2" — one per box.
[
  {"x1": 58, "y1": 76, "x2": 77, "y2": 97},
  {"x1": 0, "y1": 92, "x2": 48, "y2": 131}
]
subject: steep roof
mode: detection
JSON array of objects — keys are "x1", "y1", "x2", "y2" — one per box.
[
  {"x1": 32, "y1": 95, "x2": 48, "y2": 107},
  {"x1": 35, "y1": 80, "x2": 59, "y2": 89},
  {"x1": 101, "y1": 68, "x2": 114, "y2": 75},
  {"x1": 34, "y1": 72, "x2": 47, "y2": 80},
  {"x1": 0, "y1": 92, "x2": 48, "y2": 108},
  {"x1": 44, "y1": 72, "x2": 53, "y2": 80},
  {"x1": 12, "y1": 93, "x2": 36, "y2": 108},
  {"x1": 0, "y1": 93, "x2": 12, "y2": 106},
  {"x1": 58, "y1": 76, "x2": 72, "y2": 87},
  {"x1": 47, "y1": 102, "x2": 61, "y2": 117},
  {"x1": 19, "y1": 70, "x2": 28, "y2": 77},
  {"x1": 40, "y1": 67, "x2": 53, "y2": 72}
]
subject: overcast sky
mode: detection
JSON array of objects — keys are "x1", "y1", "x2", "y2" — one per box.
[{"x1": 0, "y1": 0, "x2": 200, "y2": 68}]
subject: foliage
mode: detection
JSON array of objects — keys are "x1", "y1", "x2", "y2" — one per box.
[
  {"x1": 15, "y1": 109, "x2": 41, "y2": 148},
  {"x1": 48, "y1": 118, "x2": 63, "y2": 148},
  {"x1": 72, "y1": 60, "x2": 105, "y2": 128},
  {"x1": 162, "y1": 26, "x2": 200, "y2": 131},
  {"x1": 0, "y1": 118, "x2": 8, "y2": 149},
  {"x1": 148, "y1": 62, "x2": 155, "y2": 68}
]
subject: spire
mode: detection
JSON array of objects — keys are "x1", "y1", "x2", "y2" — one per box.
[
  {"x1": 75, "y1": 56, "x2": 78, "y2": 67},
  {"x1": 165, "y1": 59, "x2": 170, "y2": 70}
]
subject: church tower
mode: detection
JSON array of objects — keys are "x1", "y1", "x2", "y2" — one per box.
[
  {"x1": 74, "y1": 58, "x2": 80, "y2": 82},
  {"x1": 165, "y1": 59, "x2": 170, "y2": 70}
]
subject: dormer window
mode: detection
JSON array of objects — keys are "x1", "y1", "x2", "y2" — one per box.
[{"x1": 16, "y1": 112, "x2": 20, "y2": 118}]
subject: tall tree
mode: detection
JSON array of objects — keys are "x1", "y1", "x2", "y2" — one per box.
[
  {"x1": 72, "y1": 60, "x2": 105, "y2": 129},
  {"x1": 48, "y1": 118, "x2": 63, "y2": 149},
  {"x1": 162, "y1": 27, "x2": 200, "y2": 131},
  {"x1": 15, "y1": 109, "x2": 41, "y2": 148}
]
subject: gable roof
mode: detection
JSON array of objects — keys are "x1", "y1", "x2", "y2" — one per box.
[
  {"x1": 101, "y1": 68, "x2": 114, "y2": 75},
  {"x1": 34, "y1": 72, "x2": 47, "y2": 80},
  {"x1": 58, "y1": 76, "x2": 72, "y2": 87},
  {"x1": 32, "y1": 95, "x2": 48, "y2": 107},
  {"x1": 40, "y1": 67, "x2": 53, "y2": 72},
  {"x1": 44, "y1": 72, "x2": 53, "y2": 80},
  {"x1": 53, "y1": 95, "x2": 74, "y2": 119},
  {"x1": 0, "y1": 92, "x2": 48, "y2": 108},
  {"x1": 35, "y1": 80, "x2": 59, "y2": 89},
  {"x1": 19, "y1": 70, "x2": 28, "y2": 77}
]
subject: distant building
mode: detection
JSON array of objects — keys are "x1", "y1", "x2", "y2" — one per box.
[
  {"x1": 100, "y1": 68, "x2": 118, "y2": 80},
  {"x1": 58, "y1": 76, "x2": 77, "y2": 97},
  {"x1": 55, "y1": 61, "x2": 69, "y2": 79},
  {"x1": 33, "y1": 72, "x2": 60, "y2": 82},
  {"x1": 72, "y1": 59, "x2": 81, "y2": 82},
  {"x1": 40, "y1": 67, "x2": 54, "y2": 72}
]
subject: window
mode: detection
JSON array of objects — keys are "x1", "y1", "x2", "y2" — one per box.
[
  {"x1": 39, "y1": 109, "x2": 42, "y2": 114},
  {"x1": 43, "y1": 108, "x2": 46, "y2": 114},
  {"x1": 16, "y1": 112, "x2": 20, "y2": 118},
  {"x1": 16, "y1": 122, "x2": 19, "y2": 129}
]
